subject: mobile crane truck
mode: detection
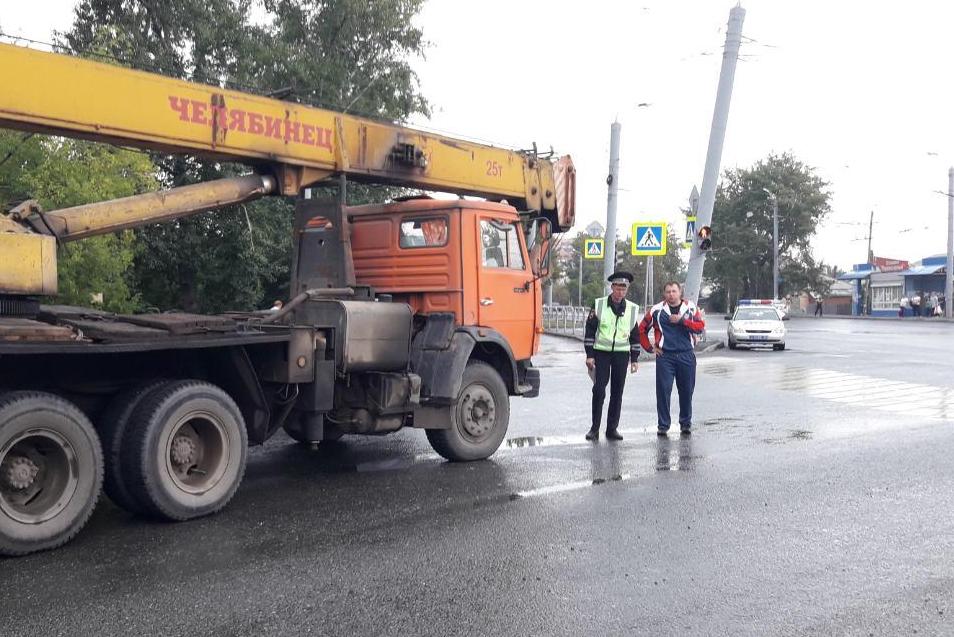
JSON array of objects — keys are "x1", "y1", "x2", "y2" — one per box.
[{"x1": 0, "y1": 43, "x2": 575, "y2": 555}]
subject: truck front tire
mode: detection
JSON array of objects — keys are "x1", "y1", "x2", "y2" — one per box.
[
  {"x1": 0, "y1": 392, "x2": 103, "y2": 556},
  {"x1": 426, "y1": 361, "x2": 509, "y2": 462},
  {"x1": 123, "y1": 381, "x2": 248, "y2": 521}
]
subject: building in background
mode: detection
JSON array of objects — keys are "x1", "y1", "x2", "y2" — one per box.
[
  {"x1": 901, "y1": 255, "x2": 947, "y2": 297},
  {"x1": 837, "y1": 255, "x2": 951, "y2": 317}
]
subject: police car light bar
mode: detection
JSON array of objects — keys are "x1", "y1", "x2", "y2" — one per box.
[{"x1": 737, "y1": 299, "x2": 775, "y2": 306}]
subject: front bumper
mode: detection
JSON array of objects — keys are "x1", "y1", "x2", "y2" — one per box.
[{"x1": 732, "y1": 333, "x2": 784, "y2": 345}]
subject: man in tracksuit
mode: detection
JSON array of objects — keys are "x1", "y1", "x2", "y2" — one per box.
[
  {"x1": 583, "y1": 271, "x2": 640, "y2": 441},
  {"x1": 639, "y1": 281, "x2": 706, "y2": 436}
]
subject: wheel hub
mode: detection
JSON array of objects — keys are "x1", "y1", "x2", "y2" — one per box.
[
  {"x1": 460, "y1": 387, "x2": 496, "y2": 439},
  {"x1": 1, "y1": 455, "x2": 39, "y2": 491},
  {"x1": 170, "y1": 435, "x2": 197, "y2": 467},
  {"x1": 0, "y1": 429, "x2": 79, "y2": 525}
]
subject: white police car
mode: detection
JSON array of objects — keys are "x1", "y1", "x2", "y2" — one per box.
[{"x1": 725, "y1": 300, "x2": 787, "y2": 351}]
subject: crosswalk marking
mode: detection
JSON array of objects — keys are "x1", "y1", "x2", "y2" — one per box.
[{"x1": 699, "y1": 357, "x2": 953, "y2": 422}]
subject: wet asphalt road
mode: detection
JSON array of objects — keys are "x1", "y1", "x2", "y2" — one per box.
[{"x1": 4, "y1": 318, "x2": 954, "y2": 636}]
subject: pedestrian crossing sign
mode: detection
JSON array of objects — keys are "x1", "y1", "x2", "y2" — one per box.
[
  {"x1": 631, "y1": 222, "x2": 668, "y2": 256},
  {"x1": 685, "y1": 216, "x2": 697, "y2": 244},
  {"x1": 584, "y1": 238, "x2": 604, "y2": 259}
]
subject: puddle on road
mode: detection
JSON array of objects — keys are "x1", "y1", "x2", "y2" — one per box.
[
  {"x1": 763, "y1": 429, "x2": 814, "y2": 445},
  {"x1": 511, "y1": 473, "x2": 631, "y2": 499},
  {"x1": 504, "y1": 435, "x2": 589, "y2": 449},
  {"x1": 354, "y1": 454, "x2": 438, "y2": 473},
  {"x1": 703, "y1": 417, "x2": 744, "y2": 426},
  {"x1": 655, "y1": 438, "x2": 701, "y2": 472},
  {"x1": 511, "y1": 437, "x2": 703, "y2": 500}
]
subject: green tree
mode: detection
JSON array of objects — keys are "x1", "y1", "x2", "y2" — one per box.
[
  {"x1": 705, "y1": 153, "x2": 832, "y2": 311},
  {"x1": 62, "y1": 0, "x2": 430, "y2": 313},
  {"x1": 0, "y1": 132, "x2": 155, "y2": 312}
]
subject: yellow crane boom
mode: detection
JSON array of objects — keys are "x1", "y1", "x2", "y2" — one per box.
[
  {"x1": 0, "y1": 43, "x2": 573, "y2": 222},
  {"x1": 0, "y1": 42, "x2": 574, "y2": 296}
]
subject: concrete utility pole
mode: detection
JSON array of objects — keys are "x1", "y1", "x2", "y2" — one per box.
[
  {"x1": 684, "y1": 5, "x2": 745, "y2": 304},
  {"x1": 772, "y1": 193, "x2": 779, "y2": 300},
  {"x1": 947, "y1": 168, "x2": 953, "y2": 318},
  {"x1": 603, "y1": 122, "x2": 621, "y2": 294},
  {"x1": 867, "y1": 210, "x2": 874, "y2": 264}
]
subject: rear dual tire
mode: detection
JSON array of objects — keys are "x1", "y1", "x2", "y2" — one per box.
[
  {"x1": 99, "y1": 380, "x2": 169, "y2": 514},
  {"x1": 122, "y1": 381, "x2": 248, "y2": 521},
  {"x1": 0, "y1": 392, "x2": 103, "y2": 557}
]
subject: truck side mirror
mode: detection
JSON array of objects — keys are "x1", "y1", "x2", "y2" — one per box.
[{"x1": 529, "y1": 218, "x2": 552, "y2": 277}]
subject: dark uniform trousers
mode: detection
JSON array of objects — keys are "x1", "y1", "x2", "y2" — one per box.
[{"x1": 592, "y1": 350, "x2": 630, "y2": 433}]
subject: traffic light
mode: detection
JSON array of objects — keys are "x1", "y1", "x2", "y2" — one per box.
[{"x1": 698, "y1": 225, "x2": 712, "y2": 251}]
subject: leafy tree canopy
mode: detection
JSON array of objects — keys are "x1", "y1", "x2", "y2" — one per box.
[
  {"x1": 61, "y1": 0, "x2": 430, "y2": 313},
  {"x1": 705, "y1": 152, "x2": 833, "y2": 311},
  {"x1": 0, "y1": 132, "x2": 156, "y2": 312}
]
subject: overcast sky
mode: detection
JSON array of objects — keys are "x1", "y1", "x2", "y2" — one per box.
[{"x1": 4, "y1": 0, "x2": 954, "y2": 269}]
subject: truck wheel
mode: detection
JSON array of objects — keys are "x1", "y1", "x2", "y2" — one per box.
[
  {"x1": 727, "y1": 339, "x2": 737, "y2": 350},
  {"x1": 123, "y1": 381, "x2": 247, "y2": 521},
  {"x1": 426, "y1": 361, "x2": 509, "y2": 462},
  {"x1": 773, "y1": 343, "x2": 786, "y2": 351},
  {"x1": 98, "y1": 380, "x2": 169, "y2": 514},
  {"x1": 0, "y1": 392, "x2": 103, "y2": 556}
]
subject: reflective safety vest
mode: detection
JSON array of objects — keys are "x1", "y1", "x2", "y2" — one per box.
[{"x1": 594, "y1": 296, "x2": 637, "y2": 352}]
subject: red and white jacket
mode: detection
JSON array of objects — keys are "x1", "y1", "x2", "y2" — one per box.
[{"x1": 638, "y1": 300, "x2": 706, "y2": 354}]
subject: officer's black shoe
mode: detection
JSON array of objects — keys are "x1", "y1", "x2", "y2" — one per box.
[
  {"x1": 606, "y1": 430, "x2": 623, "y2": 441},
  {"x1": 585, "y1": 429, "x2": 599, "y2": 441},
  {"x1": 680, "y1": 428, "x2": 692, "y2": 437},
  {"x1": 657, "y1": 428, "x2": 669, "y2": 437}
]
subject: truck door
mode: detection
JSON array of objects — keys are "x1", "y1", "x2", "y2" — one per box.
[{"x1": 476, "y1": 217, "x2": 534, "y2": 360}]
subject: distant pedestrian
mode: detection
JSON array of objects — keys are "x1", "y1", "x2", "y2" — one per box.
[
  {"x1": 583, "y1": 271, "x2": 640, "y2": 442},
  {"x1": 639, "y1": 281, "x2": 705, "y2": 436},
  {"x1": 911, "y1": 293, "x2": 921, "y2": 317},
  {"x1": 814, "y1": 298, "x2": 823, "y2": 317},
  {"x1": 930, "y1": 293, "x2": 940, "y2": 317},
  {"x1": 900, "y1": 296, "x2": 910, "y2": 318}
]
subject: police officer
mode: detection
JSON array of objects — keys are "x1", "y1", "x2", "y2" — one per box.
[
  {"x1": 583, "y1": 272, "x2": 640, "y2": 441},
  {"x1": 638, "y1": 281, "x2": 706, "y2": 436}
]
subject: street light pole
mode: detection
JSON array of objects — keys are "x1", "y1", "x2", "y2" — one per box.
[
  {"x1": 762, "y1": 188, "x2": 780, "y2": 300},
  {"x1": 772, "y1": 195, "x2": 779, "y2": 300}
]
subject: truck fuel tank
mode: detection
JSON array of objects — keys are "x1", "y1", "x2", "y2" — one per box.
[{"x1": 295, "y1": 299, "x2": 411, "y2": 373}]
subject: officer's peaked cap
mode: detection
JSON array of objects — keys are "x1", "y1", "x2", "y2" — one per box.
[{"x1": 607, "y1": 271, "x2": 634, "y2": 284}]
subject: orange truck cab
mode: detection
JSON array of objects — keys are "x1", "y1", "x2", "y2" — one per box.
[{"x1": 350, "y1": 198, "x2": 545, "y2": 361}]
